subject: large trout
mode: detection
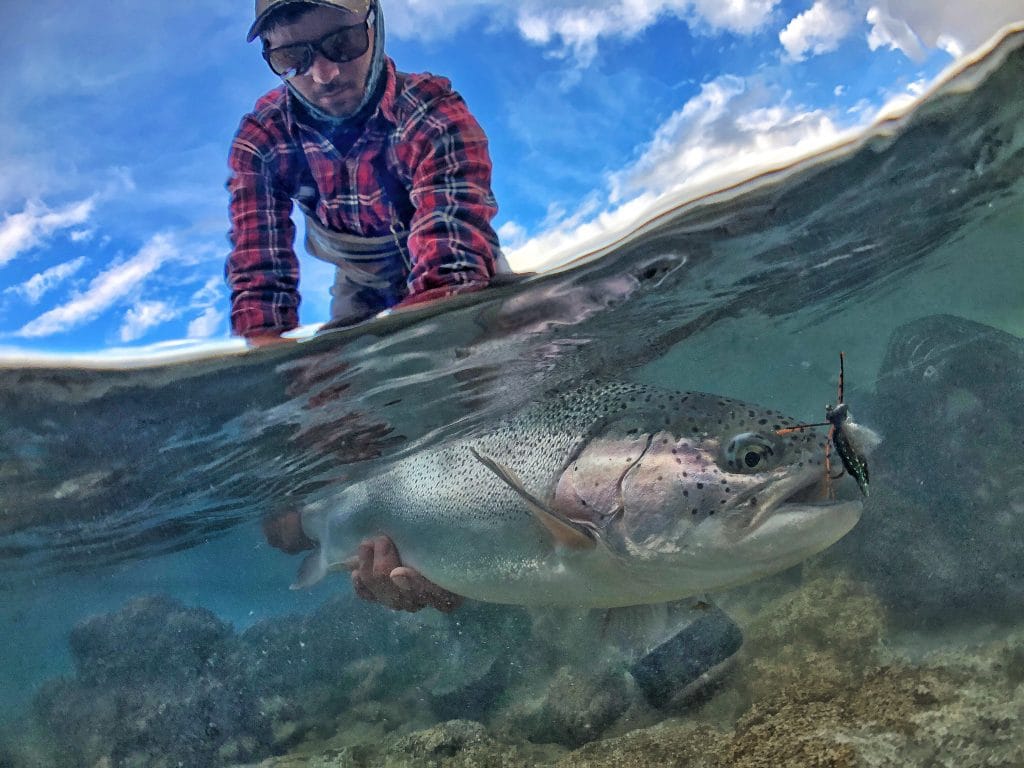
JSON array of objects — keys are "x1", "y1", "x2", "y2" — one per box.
[{"x1": 297, "y1": 382, "x2": 863, "y2": 606}]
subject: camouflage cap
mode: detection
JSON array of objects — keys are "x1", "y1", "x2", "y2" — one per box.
[{"x1": 247, "y1": 0, "x2": 372, "y2": 41}]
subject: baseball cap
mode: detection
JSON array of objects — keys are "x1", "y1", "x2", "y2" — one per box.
[{"x1": 247, "y1": 0, "x2": 372, "y2": 42}]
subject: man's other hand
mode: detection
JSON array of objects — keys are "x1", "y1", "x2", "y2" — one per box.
[
  {"x1": 247, "y1": 332, "x2": 298, "y2": 348},
  {"x1": 352, "y1": 535, "x2": 463, "y2": 614},
  {"x1": 262, "y1": 510, "x2": 316, "y2": 555}
]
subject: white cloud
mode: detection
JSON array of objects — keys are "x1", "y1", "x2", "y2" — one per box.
[
  {"x1": 690, "y1": 0, "x2": 780, "y2": 33},
  {"x1": 17, "y1": 233, "x2": 176, "y2": 338},
  {"x1": 183, "y1": 276, "x2": 227, "y2": 339},
  {"x1": 189, "y1": 275, "x2": 224, "y2": 307},
  {"x1": 5, "y1": 256, "x2": 87, "y2": 304},
  {"x1": 386, "y1": 0, "x2": 779, "y2": 65},
  {"x1": 935, "y1": 34, "x2": 964, "y2": 59},
  {"x1": 513, "y1": 0, "x2": 779, "y2": 64},
  {"x1": 865, "y1": 0, "x2": 1024, "y2": 62},
  {"x1": 70, "y1": 229, "x2": 96, "y2": 243},
  {"x1": 775, "y1": 1, "x2": 1023, "y2": 65},
  {"x1": 507, "y1": 72, "x2": 860, "y2": 271},
  {"x1": 866, "y1": 5, "x2": 925, "y2": 61},
  {"x1": 0, "y1": 198, "x2": 95, "y2": 266},
  {"x1": 780, "y1": 1, "x2": 857, "y2": 61},
  {"x1": 119, "y1": 300, "x2": 177, "y2": 342},
  {"x1": 497, "y1": 220, "x2": 529, "y2": 251},
  {"x1": 610, "y1": 75, "x2": 846, "y2": 201},
  {"x1": 187, "y1": 307, "x2": 226, "y2": 339}
]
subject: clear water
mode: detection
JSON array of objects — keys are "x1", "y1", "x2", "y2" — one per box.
[{"x1": 1, "y1": 29, "x2": 1022, "y2": 768}]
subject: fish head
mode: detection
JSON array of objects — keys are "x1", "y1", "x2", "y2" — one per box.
[{"x1": 553, "y1": 390, "x2": 863, "y2": 592}]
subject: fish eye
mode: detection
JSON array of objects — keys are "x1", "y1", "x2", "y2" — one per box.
[
  {"x1": 744, "y1": 449, "x2": 765, "y2": 468},
  {"x1": 724, "y1": 432, "x2": 778, "y2": 473}
]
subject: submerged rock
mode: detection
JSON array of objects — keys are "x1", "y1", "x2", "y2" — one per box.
[
  {"x1": 496, "y1": 666, "x2": 637, "y2": 749},
  {"x1": 842, "y1": 314, "x2": 1024, "y2": 625},
  {"x1": 386, "y1": 720, "x2": 533, "y2": 767},
  {"x1": 22, "y1": 592, "x2": 534, "y2": 768},
  {"x1": 68, "y1": 594, "x2": 232, "y2": 686},
  {"x1": 33, "y1": 596, "x2": 274, "y2": 768}
]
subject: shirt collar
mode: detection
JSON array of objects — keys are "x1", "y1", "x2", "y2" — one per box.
[{"x1": 284, "y1": 56, "x2": 400, "y2": 137}]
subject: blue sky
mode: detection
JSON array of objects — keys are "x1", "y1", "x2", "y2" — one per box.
[{"x1": 1, "y1": 0, "x2": 1021, "y2": 354}]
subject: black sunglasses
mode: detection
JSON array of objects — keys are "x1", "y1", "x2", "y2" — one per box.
[{"x1": 262, "y1": 9, "x2": 375, "y2": 79}]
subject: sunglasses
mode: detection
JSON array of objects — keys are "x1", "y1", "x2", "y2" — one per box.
[{"x1": 262, "y1": 9, "x2": 375, "y2": 79}]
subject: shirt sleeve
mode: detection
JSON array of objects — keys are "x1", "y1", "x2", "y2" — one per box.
[
  {"x1": 225, "y1": 118, "x2": 301, "y2": 338},
  {"x1": 399, "y1": 91, "x2": 501, "y2": 305}
]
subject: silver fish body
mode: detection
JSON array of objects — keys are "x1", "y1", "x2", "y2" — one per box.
[{"x1": 300, "y1": 382, "x2": 863, "y2": 607}]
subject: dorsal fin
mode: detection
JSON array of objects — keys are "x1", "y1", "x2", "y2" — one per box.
[{"x1": 470, "y1": 448, "x2": 597, "y2": 550}]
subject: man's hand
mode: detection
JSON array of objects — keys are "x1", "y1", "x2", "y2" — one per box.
[
  {"x1": 352, "y1": 535, "x2": 463, "y2": 614},
  {"x1": 247, "y1": 332, "x2": 298, "y2": 348},
  {"x1": 262, "y1": 510, "x2": 316, "y2": 555}
]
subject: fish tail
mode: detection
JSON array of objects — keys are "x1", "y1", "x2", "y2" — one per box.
[{"x1": 290, "y1": 547, "x2": 328, "y2": 590}]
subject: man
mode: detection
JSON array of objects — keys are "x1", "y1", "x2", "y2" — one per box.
[
  {"x1": 229, "y1": 0, "x2": 501, "y2": 612},
  {"x1": 227, "y1": 0, "x2": 504, "y2": 343}
]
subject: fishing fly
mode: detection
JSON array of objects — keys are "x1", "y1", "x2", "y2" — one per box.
[{"x1": 777, "y1": 352, "x2": 879, "y2": 497}]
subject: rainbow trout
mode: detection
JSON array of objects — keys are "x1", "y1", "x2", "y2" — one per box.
[{"x1": 297, "y1": 382, "x2": 864, "y2": 607}]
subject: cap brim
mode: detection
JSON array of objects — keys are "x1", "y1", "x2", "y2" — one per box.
[{"x1": 247, "y1": 0, "x2": 371, "y2": 42}]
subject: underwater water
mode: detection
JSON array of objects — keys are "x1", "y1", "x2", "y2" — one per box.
[{"x1": 1, "y1": 26, "x2": 1023, "y2": 768}]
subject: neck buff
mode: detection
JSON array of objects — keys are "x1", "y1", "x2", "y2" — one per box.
[{"x1": 285, "y1": 0, "x2": 387, "y2": 128}]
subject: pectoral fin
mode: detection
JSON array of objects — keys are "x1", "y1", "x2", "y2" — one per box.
[{"x1": 470, "y1": 447, "x2": 596, "y2": 550}]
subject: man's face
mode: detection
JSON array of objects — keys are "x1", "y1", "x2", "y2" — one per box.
[{"x1": 264, "y1": 5, "x2": 375, "y2": 118}]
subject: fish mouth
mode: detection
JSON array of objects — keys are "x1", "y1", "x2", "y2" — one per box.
[
  {"x1": 732, "y1": 460, "x2": 863, "y2": 551},
  {"x1": 737, "y1": 498, "x2": 863, "y2": 564}
]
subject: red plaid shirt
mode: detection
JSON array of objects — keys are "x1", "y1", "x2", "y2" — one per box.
[{"x1": 226, "y1": 57, "x2": 501, "y2": 337}]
